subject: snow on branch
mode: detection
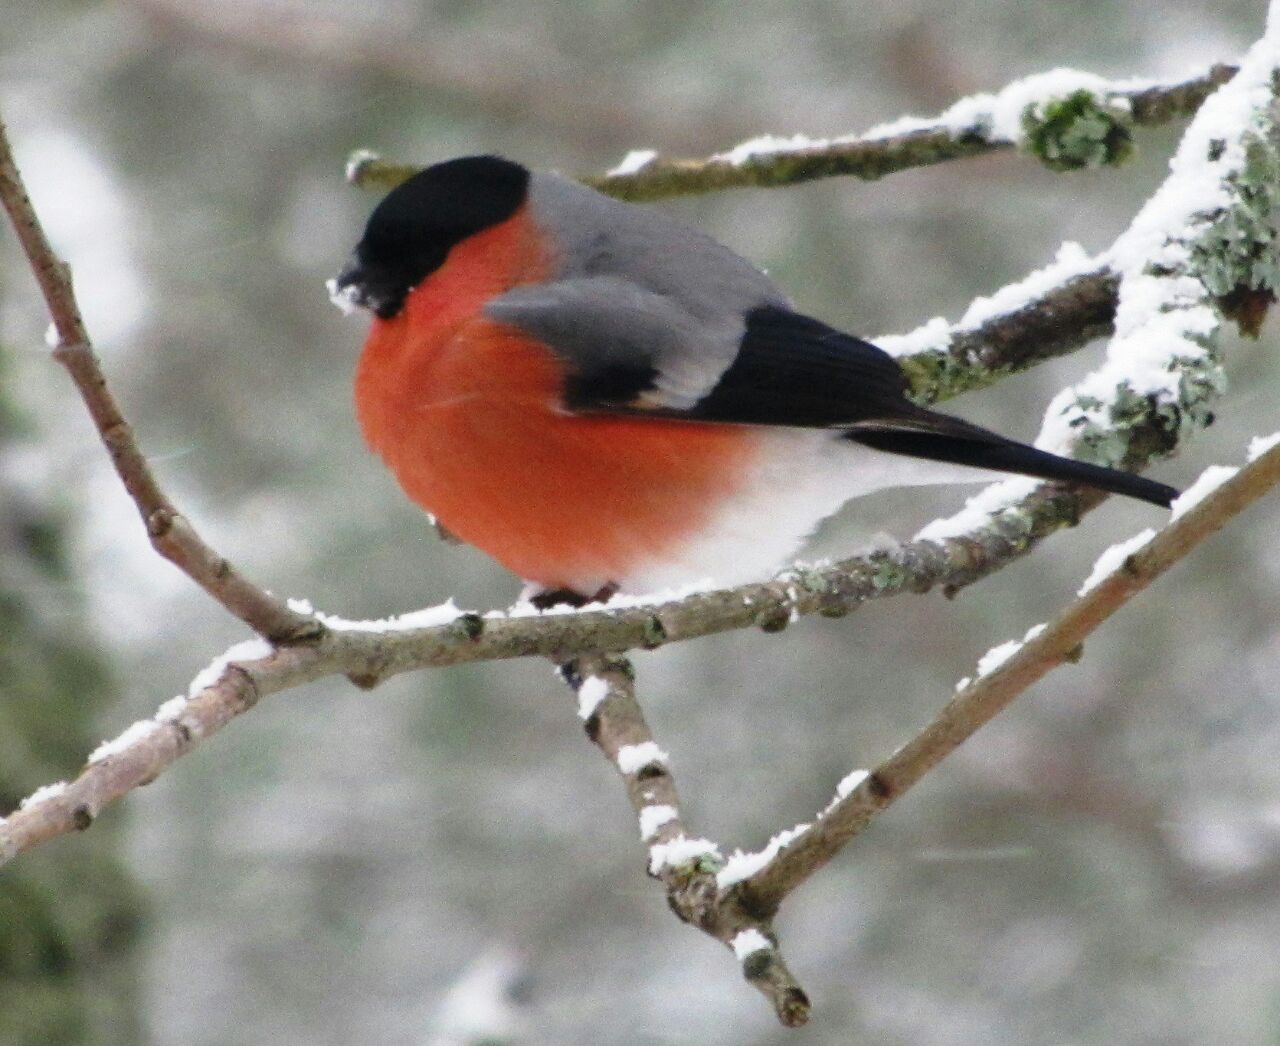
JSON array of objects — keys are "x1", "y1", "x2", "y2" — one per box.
[
  {"x1": 913, "y1": 28, "x2": 1280, "y2": 548},
  {"x1": 880, "y1": 243, "x2": 1118, "y2": 404},
  {"x1": 348, "y1": 64, "x2": 1236, "y2": 200},
  {"x1": 560, "y1": 655, "x2": 810, "y2": 1026},
  {"x1": 734, "y1": 437, "x2": 1280, "y2": 913}
]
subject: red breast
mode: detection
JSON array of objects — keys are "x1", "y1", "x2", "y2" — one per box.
[{"x1": 355, "y1": 205, "x2": 759, "y2": 593}]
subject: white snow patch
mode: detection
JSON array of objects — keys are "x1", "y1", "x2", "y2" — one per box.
[
  {"x1": 576, "y1": 676, "x2": 610, "y2": 720},
  {"x1": 308, "y1": 599, "x2": 465, "y2": 632},
  {"x1": 836, "y1": 769, "x2": 869, "y2": 800},
  {"x1": 1247, "y1": 432, "x2": 1280, "y2": 462},
  {"x1": 89, "y1": 719, "x2": 161, "y2": 764},
  {"x1": 1078, "y1": 529, "x2": 1156, "y2": 596},
  {"x1": 344, "y1": 148, "x2": 381, "y2": 184},
  {"x1": 868, "y1": 68, "x2": 1137, "y2": 145},
  {"x1": 1170, "y1": 465, "x2": 1239, "y2": 521},
  {"x1": 156, "y1": 695, "x2": 188, "y2": 722},
  {"x1": 718, "y1": 68, "x2": 1197, "y2": 185},
  {"x1": 716, "y1": 133, "x2": 826, "y2": 166},
  {"x1": 914, "y1": 477, "x2": 1039, "y2": 543},
  {"x1": 19, "y1": 781, "x2": 67, "y2": 811},
  {"x1": 44, "y1": 322, "x2": 59, "y2": 349},
  {"x1": 717, "y1": 823, "x2": 810, "y2": 888},
  {"x1": 188, "y1": 637, "x2": 274, "y2": 697},
  {"x1": 976, "y1": 639, "x2": 1022, "y2": 678},
  {"x1": 955, "y1": 676, "x2": 973, "y2": 692},
  {"x1": 878, "y1": 243, "x2": 1098, "y2": 359},
  {"x1": 648, "y1": 835, "x2": 721, "y2": 874},
  {"x1": 876, "y1": 315, "x2": 951, "y2": 358},
  {"x1": 608, "y1": 149, "x2": 658, "y2": 176},
  {"x1": 820, "y1": 768, "x2": 871, "y2": 816},
  {"x1": 616, "y1": 742, "x2": 669, "y2": 775},
  {"x1": 960, "y1": 242, "x2": 1096, "y2": 328},
  {"x1": 731, "y1": 929, "x2": 773, "y2": 961},
  {"x1": 638, "y1": 804, "x2": 678, "y2": 841},
  {"x1": 976, "y1": 623, "x2": 1047, "y2": 678}
]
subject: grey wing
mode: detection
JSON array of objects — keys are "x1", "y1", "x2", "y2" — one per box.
[
  {"x1": 507, "y1": 172, "x2": 789, "y2": 410},
  {"x1": 484, "y1": 276, "x2": 729, "y2": 411}
]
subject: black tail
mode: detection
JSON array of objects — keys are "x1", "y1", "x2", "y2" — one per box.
[{"x1": 847, "y1": 409, "x2": 1177, "y2": 509}]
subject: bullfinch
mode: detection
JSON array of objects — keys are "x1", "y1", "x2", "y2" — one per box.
[{"x1": 330, "y1": 156, "x2": 1176, "y2": 602}]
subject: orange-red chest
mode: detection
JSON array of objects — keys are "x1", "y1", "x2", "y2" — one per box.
[{"x1": 354, "y1": 207, "x2": 757, "y2": 591}]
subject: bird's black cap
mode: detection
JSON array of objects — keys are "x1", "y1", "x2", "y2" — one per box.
[{"x1": 332, "y1": 155, "x2": 530, "y2": 319}]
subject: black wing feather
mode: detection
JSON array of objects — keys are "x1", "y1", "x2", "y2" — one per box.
[
  {"x1": 686, "y1": 306, "x2": 911, "y2": 426},
  {"x1": 686, "y1": 306, "x2": 1178, "y2": 508}
]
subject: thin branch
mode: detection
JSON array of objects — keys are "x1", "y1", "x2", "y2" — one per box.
[
  {"x1": 2, "y1": 444, "x2": 1272, "y2": 1009},
  {"x1": 0, "y1": 462, "x2": 1161, "y2": 870},
  {"x1": 0, "y1": 118, "x2": 319, "y2": 645},
  {"x1": 563, "y1": 656, "x2": 809, "y2": 1027},
  {"x1": 887, "y1": 258, "x2": 1119, "y2": 405},
  {"x1": 0, "y1": 638, "x2": 323, "y2": 862},
  {"x1": 349, "y1": 64, "x2": 1237, "y2": 199},
  {"x1": 737, "y1": 442, "x2": 1280, "y2": 913},
  {"x1": 735, "y1": 25, "x2": 1280, "y2": 908}
]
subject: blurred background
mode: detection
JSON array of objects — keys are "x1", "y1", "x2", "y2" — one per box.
[{"x1": 2, "y1": 1, "x2": 1279, "y2": 1043}]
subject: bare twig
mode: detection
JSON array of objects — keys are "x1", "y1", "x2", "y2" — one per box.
[
  {"x1": 736, "y1": 443, "x2": 1280, "y2": 912},
  {"x1": 0, "y1": 119, "x2": 319, "y2": 645},
  {"x1": 350, "y1": 64, "x2": 1237, "y2": 199},
  {"x1": 563, "y1": 655, "x2": 810, "y2": 1026}
]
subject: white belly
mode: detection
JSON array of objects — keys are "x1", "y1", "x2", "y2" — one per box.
[{"x1": 616, "y1": 429, "x2": 993, "y2": 593}]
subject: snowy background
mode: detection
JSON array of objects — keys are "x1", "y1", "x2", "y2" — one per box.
[{"x1": 3, "y1": 1, "x2": 1280, "y2": 1043}]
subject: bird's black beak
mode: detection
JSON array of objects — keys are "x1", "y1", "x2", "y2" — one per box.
[
  {"x1": 326, "y1": 252, "x2": 407, "y2": 320},
  {"x1": 326, "y1": 255, "x2": 369, "y2": 317}
]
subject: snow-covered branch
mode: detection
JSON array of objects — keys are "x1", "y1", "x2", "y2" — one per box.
[
  {"x1": 736, "y1": 437, "x2": 1280, "y2": 912},
  {"x1": 717, "y1": 28, "x2": 1280, "y2": 913},
  {"x1": 348, "y1": 64, "x2": 1236, "y2": 200},
  {"x1": 881, "y1": 244, "x2": 1118, "y2": 403},
  {"x1": 562, "y1": 655, "x2": 810, "y2": 1026}
]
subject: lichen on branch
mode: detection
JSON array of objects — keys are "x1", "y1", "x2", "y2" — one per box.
[{"x1": 347, "y1": 65, "x2": 1236, "y2": 201}]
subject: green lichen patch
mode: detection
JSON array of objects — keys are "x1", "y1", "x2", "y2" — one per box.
[
  {"x1": 1192, "y1": 134, "x2": 1280, "y2": 321},
  {"x1": 1022, "y1": 90, "x2": 1135, "y2": 171}
]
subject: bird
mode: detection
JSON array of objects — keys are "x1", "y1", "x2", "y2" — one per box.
[{"x1": 330, "y1": 155, "x2": 1176, "y2": 604}]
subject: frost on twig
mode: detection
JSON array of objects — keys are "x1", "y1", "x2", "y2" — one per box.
[
  {"x1": 560, "y1": 655, "x2": 811, "y2": 1027},
  {"x1": 726, "y1": 33, "x2": 1280, "y2": 911},
  {"x1": 735, "y1": 437, "x2": 1280, "y2": 913},
  {"x1": 348, "y1": 65, "x2": 1236, "y2": 200},
  {"x1": 911, "y1": 29, "x2": 1280, "y2": 560}
]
